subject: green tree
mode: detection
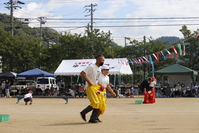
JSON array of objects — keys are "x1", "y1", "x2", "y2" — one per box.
[{"x1": 179, "y1": 25, "x2": 199, "y2": 71}]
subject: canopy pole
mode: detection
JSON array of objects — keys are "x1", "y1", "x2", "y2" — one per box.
[
  {"x1": 71, "y1": 76, "x2": 72, "y2": 83},
  {"x1": 114, "y1": 75, "x2": 116, "y2": 87},
  {"x1": 76, "y1": 75, "x2": 79, "y2": 83}
]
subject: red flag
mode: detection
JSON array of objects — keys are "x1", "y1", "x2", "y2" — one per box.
[
  {"x1": 132, "y1": 58, "x2": 138, "y2": 64},
  {"x1": 172, "y1": 46, "x2": 179, "y2": 56},
  {"x1": 155, "y1": 53, "x2": 160, "y2": 63}
]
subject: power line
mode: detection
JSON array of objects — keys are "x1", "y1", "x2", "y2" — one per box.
[
  {"x1": 16, "y1": 17, "x2": 199, "y2": 21},
  {"x1": 45, "y1": 23, "x2": 199, "y2": 28}
]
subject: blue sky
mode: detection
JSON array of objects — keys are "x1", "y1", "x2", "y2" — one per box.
[{"x1": 1, "y1": 0, "x2": 199, "y2": 46}]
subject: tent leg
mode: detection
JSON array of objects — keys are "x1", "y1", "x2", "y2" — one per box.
[
  {"x1": 76, "y1": 75, "x2": 79, "y2": 83},
  {"x1": 114, "y1": 75, "x2": 116, "y2": 87}
]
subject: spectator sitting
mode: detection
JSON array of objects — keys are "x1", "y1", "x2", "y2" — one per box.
[
  {"x1": 191, "y1": 87, "x2": 197, "y2": 97},
  {"x1": 185, "y1": 87, "x2": 194, "y2": 97},
  {"x1": 165, "y1": 84, "x2": 172, "y2": 97},
  {"x1": 181, "y1": 83, "x2": 186, "y2": 97},
  {"x1": 125, "y1": 88, "x2": 134, "y2": 98},
  {"x1": 159, "y1": 87, "x2": 166, "y2": 98},
  {"x1": 35, "y1": 85, "x2": 42, "y2": 96},
  {"x1": 195, "y1": 86, "x2": 199, "y2": 97},
  {"x1": 130, "y1": 86, "x2": 137, "y2": 97},
  {"x1": 64, "y1": 88, "x2": 72, "y2": 96},
  {"x1": 125, "y1": 88, "x2": 131, "y2": 98},
  {"x1": 50, "y1": 84, "x2": 55, "y2": 96},
  {"x1": 71, "y1": 83, "x2": 78, "y2": 98},
  {"x1": 175, "y1": 83, "x2": 181, "y2": 97},
  {"x1": 57, "y1": 80, "x2": 65, "y2": 96},
  {"x1": 78, "y1": 83, "x2": 85, "y2": 98},
  {"x1": 44, "y1": 86, "x2": 50, "y2": 96},
  {"x1": 20, "y1": 86, "x2": 27, "y2": 95}
]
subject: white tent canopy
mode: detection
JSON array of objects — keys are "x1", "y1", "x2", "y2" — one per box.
[{"x1": 54, "y1": 58, "x2": 133, "y2": 76}]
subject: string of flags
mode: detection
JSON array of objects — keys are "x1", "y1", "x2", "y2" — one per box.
[
  {"x1": 121, "y1": 34, "x2": 198, "y2": 76},
  {"x1": 129, "y1": 43, "x2": 186, "y2": 65},
  {"x1": 128, "y1": 33, "x2": 199, "y2": 65}
]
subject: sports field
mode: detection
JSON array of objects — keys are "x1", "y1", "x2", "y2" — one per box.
[{"x1": 0, "y1": 97, "x2": 199, "y2": 133}]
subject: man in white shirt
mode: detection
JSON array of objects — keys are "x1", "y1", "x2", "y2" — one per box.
[
  {"x1": 80, "y1": 54, "x2": 105, "y2": 123},
  {"x1": 24, "y1": 90, "x2": 33, "y2": 105}
]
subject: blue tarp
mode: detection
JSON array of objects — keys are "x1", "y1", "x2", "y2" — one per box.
[
  {"x1": 0, "y1": 71, "x2": 17, "y2": 79},
  {"x1": 17, "y1": 68, "x2": 54, "y2": 77}
]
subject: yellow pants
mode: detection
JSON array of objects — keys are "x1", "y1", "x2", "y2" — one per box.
[
  {"x1": 86, "y1": 85, "x2": 107, "y2": 114},
  {"x1": 86, "y1": 85, "x2": 100, "y2": 109},
  {"x1": 98, "y1": 89, "x2": 107, "y2": 115}
]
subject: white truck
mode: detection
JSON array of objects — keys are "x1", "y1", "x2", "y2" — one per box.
[{"x1": 36, "y1": 77, "x2": 59, "y2": 91}]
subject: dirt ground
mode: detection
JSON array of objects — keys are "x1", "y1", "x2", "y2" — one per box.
[{"x1": 0, "y1": 96, "x2": 199, "y2": 133}]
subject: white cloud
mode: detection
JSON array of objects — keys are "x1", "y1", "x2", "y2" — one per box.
[{"x1": 98, "y1": 0, "x2": 128, "y2": 17}]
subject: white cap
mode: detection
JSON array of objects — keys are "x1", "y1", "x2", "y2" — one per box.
[{"x1": 101, "y1": 65, "x2": 109, "y2": 70}]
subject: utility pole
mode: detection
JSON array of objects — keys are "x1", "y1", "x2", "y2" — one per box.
[
  {"x1": 85, "y1": 3, "x2": 97, "y2": 31},
  {"x1": 4, "y1": 0, "x2": 25, "y2": 36},
  {"x1": 124, "y1": 37, "x2": 130, "y2": 47},
  {"x1": 38, "y1": 17, "x2": 47, "y2": 40},
  {"x1": 37, "y1": 17, "x2": 46, "y2": 69},
  {"x1": 85, "y1": 4, "x2": 97, "y2": 58}
]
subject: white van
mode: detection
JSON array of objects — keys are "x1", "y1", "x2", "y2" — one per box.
[{"x1": 36, "y1": 77, "x2": 58, "y2": 91}]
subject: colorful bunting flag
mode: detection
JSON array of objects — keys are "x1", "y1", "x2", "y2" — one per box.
[
  {"x1": 155, "y1": 53, "x2": 160, "y2": 63},
  {"x1": 137, "y1": 58, "x2": 142, "y2": 64},
  {"x1": 165, "y1": 49, "x2": 173, "y2": 57},
  {"x1": 177, "y1": 43, "x2": 182, "y2": 56},
  {"x1": 171, "y1": 46, "x2": 179, "y2": 56},
  {"x1": 139, "y1": 57, "x2": 145, "y2": 63},
  {"x1": 143, "y1": 56, "x2": 149, "y2": 62},
  {"x1": 149, "y1": 55, "x2": 155, "y2": 76},
  {"x1": 160, "y1": 51, "x2": 166, "y2": 60},
  {"x1": 183, "y1": 44, "x2": 186, "y2": 56},
  {"x1": 149, "y1": 55, "x2": 153, "y2": 64},
  {"x1": 131, "y1": 59, "x2": 136, "y2": 64},
  {"x1": 152, "y1": 53, "x2": 157, "y2": 60},
  {"x1": 133, "y1": 58, "x2": 139, "y2": 64},
  {"x1": 129, "y1": 43, "x2": 186, "y2": 65}
]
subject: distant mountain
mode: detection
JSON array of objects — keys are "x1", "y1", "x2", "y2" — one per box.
[{"x1": 156, "y1": 36, "x2": 181, "y2": 44}]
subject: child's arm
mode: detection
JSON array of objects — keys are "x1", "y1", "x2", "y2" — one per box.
[{"x1": 106, "y1": 85, "x2": 116, "y2": 97}]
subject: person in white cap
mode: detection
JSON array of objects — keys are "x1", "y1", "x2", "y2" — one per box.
[
  {"x1": 96, "y1": 65, "x2": 116, "y2": 122},
  {"x1": 80, "y1": 54, "x2": 105, "y2": 123},
  {"x1": 24, "y1": 90, "x2": 33, "y2": 105}
]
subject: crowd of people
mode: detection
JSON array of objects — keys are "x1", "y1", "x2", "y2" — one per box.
[
  {"x1": 34, "y1": 82, "x2": 86, "y2": 98},
  {"x1": 1, "y1": 78, "x2": 199, "y2": 99},
  {"x1": 156, "y1": 82, "x2": 199, "y2": 98},
  {"x1": 0, "y1": 79, "x2": 117, "y2": 98}
]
